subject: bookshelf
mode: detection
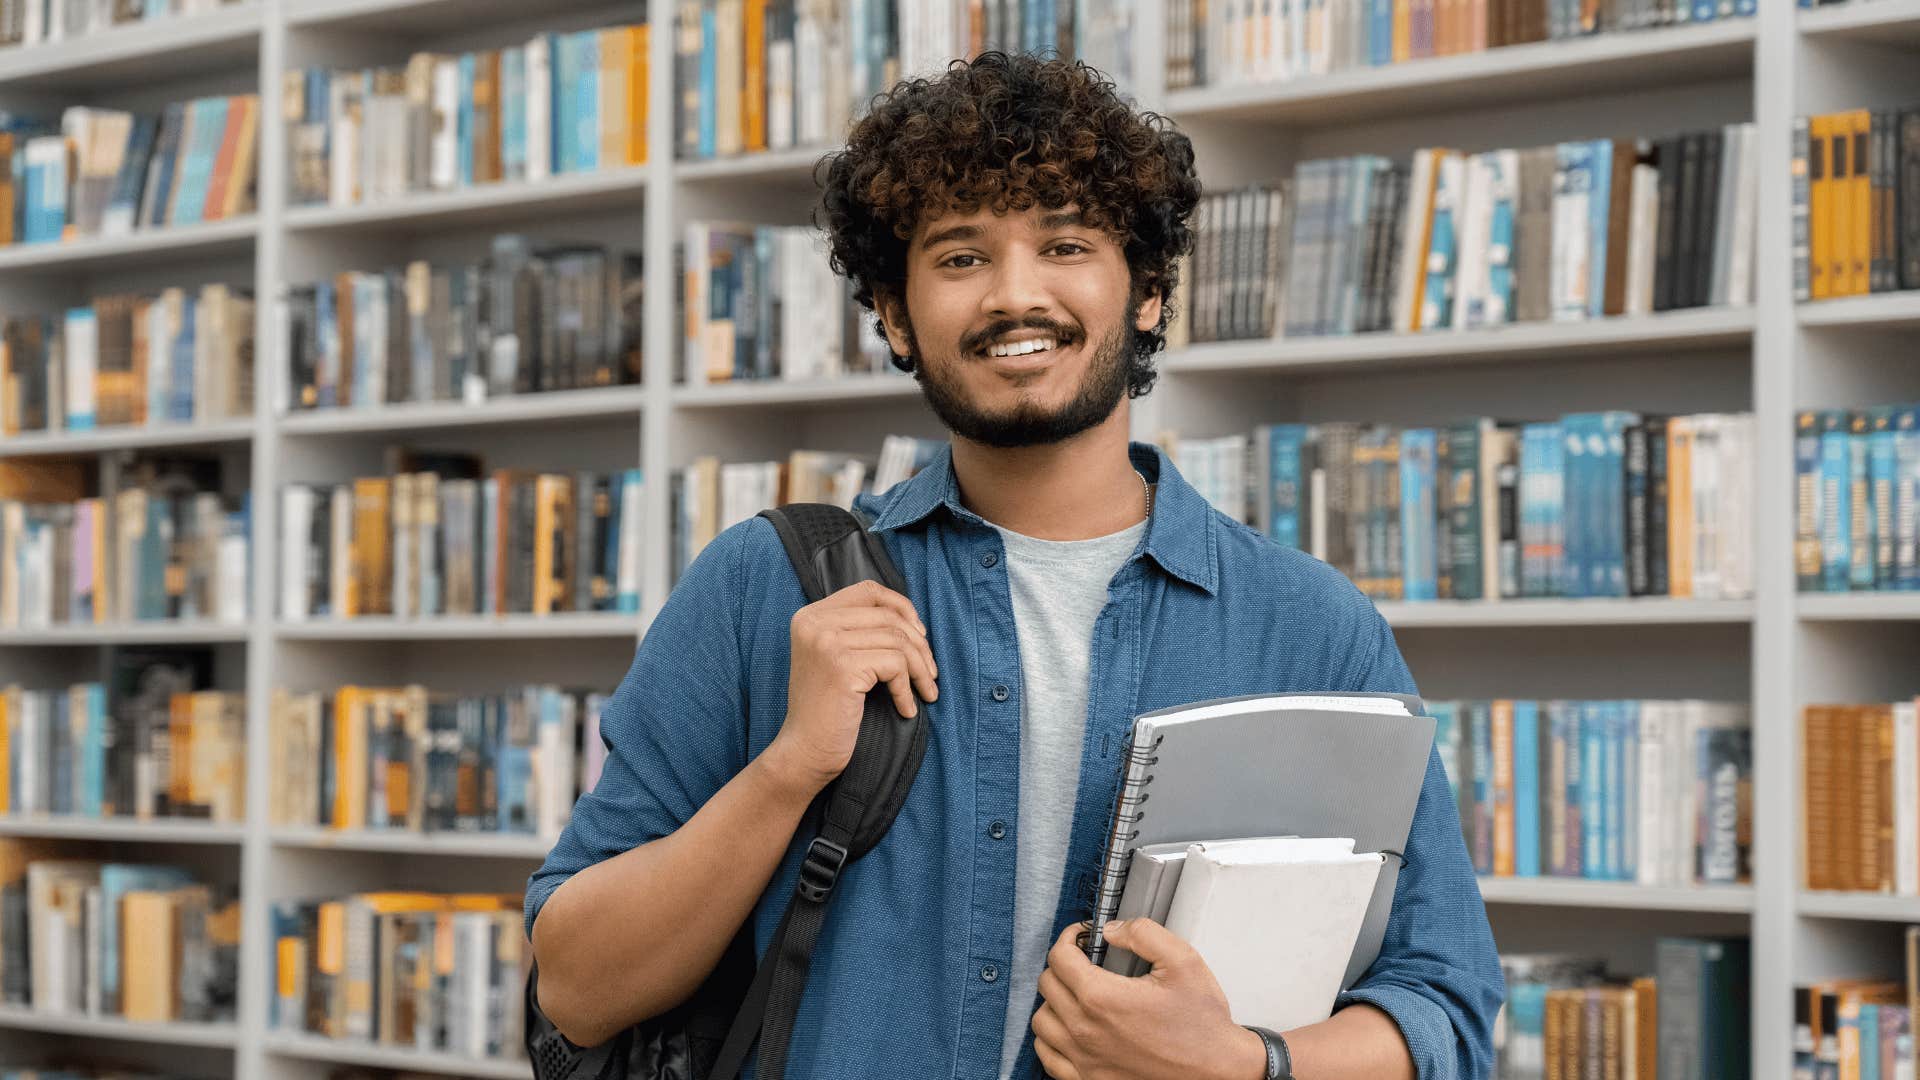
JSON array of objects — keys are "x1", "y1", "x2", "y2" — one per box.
[{"x1": 0, "y1": 0, "x2": 1902, "y2": 1077}]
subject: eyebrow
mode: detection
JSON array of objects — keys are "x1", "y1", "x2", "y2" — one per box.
[
  {"x1": 1038, "y1": 210, "x2": 1085, "y2": 230},
  {"x1": 918, "y1": 210, "x2": 1091, "y2": 252}
]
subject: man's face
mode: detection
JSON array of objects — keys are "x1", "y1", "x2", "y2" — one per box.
[{"x1": 879, "y1": 203, "x2": 1163, "y2": 449}]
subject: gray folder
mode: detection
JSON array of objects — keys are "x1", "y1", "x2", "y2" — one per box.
[{"x1": 1085, "y1": 691, "x2": 1435, "y2": 991}]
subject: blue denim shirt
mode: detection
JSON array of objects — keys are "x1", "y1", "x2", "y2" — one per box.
[{"x1": 527, "y1": 440, "x2": 1504, "y2": 1080}]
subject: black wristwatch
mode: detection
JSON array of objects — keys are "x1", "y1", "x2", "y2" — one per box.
[{"x1": 1244, "y1": 1025, "x2": 1294, "y2": 1080}]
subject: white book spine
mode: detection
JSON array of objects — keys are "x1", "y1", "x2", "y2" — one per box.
[
  {"x1": 1625, "y1": 163, "x2": 1660, "y2": 317},
  {"x1": 64, "y1": 309, "x2": 96, "y2": 431},
  {"x1": 330, "y1": 485, "x2": 352, "y2": 617},
  {"x1": 1897, "y1": 701, "x2": 1919, "y2": 897},
  {"x1": 328, "y1": 75, "x2": 354, "y2": 206},
  {"x1": 432, "y1": 57, "x2": 460, "y2": 190},
  {"x1": 281, "y1": 487, "x2": 311, "y2": 621},
  {"x1": 1637, "y1": 701, "x2": 1666, "y2": 886},
  {"x1": 525, "y1": 38, "x2": 552, "y2": 182},
  {"x1": 1726, "y1": 124, "x2": 1758, "y2": 308}
]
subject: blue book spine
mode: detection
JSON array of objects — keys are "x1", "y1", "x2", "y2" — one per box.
[
  {"x1": 1580, "y1": 701, "x2": 1605, "y2": 879},
  {"x1": 1544, "y1": 422, "x2": 1567, "y2": 597},
  {"x1": 575, "y1": 31, "x2": 600, "y2": 172},
  {"x1": 617, "y1": 469, "x2": 642, "y2": 613},
  {"x1": 1513, "y1": 699, "x2": 1541, "y2": 877},
  {"x1": 1471, "y1": 701, "x2": 1494, "y2": 875},
  {"x1": 1268, "y1": 424, "x2": 1309, "y2": 550},
  {"x1": 698, "y1": 12, "x2": 717, "y2": 159},
  {"x1": 171, "y1": 97, "x2": 226, "y2": 227},
  {"x1": 82, "y1": 685, "x2": 104, "y2": 818},
  {"x1": 1863, "y1": 1005, "x2": 1883, "y2": 1080},
  {"x1": 1797, "y1": 411, "x2": 1823, "y2": 591},
  {"x1": 171, "y1": 294, "x2": 196, "y2": 422},
  {"x1": 1898, "y1": 407, "x2": 1920, "y2": 590},
  {"x1": 1586, "y1": 140, "x2": 1614, "y2": 320},
  {"x1": 530, "y1": 33, "x2": 558, "y2": 177},
  {"x1": 1821, "y1": 411, "x2": 1853, "y2": 591},
  {"x1": 1593, "y1": 700, "x2": 1614, "y2": 881},
  {"x1": 1371, "y1": 0, "x2": 1394, "y2": 64},
  {"x1": 501, "y1": 48, "x2": 526, "y2": 181},
  {"x1": 1603, "y1": 411, "x2": 1639, "y2": 597},
  {"x1": 1850, "y1": 416, "x2": 1875, "y2": 591},
  {"x1": 1432, "y1": 701, "x2": 1462, "y2": 805},
  {"x1": 1421, "y1": 157, "x2": 1461, "y2": 331},
  {"x1": 1871, "y1": 407, "x2": 1897, "y2": 589},
  {"x1": 1561, "y1": 415, "x2": 1591, "y2": 598},
  {"x1": 1401, "y1": 428, "x2": 1439, "y2": 601},
  {"x1": 1623, "y1": 700, "x2": 1644, "y2": 881},
  {"x1": 458, "y1": 54, "x2": 477, "y2": 184},
  {"x1": 1694, "y1": 0, "x2": 1717, "y2": 22}
]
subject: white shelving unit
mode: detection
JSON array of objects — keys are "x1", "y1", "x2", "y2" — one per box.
[{"x1": 0, "y1": 0, "x2": 1910, "y2": 1077}]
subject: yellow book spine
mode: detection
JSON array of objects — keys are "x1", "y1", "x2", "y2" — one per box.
[
  {"x1": 600, "y1": 29, "x2": 627, "y2": 171},
  {"x1": 1850, "y1": 109, "x2": 1872, "y2": 297},
  {"x1": 1811, "y1": 114, "x2": 1833, "y2": 301},
  {"x1": 1393, "y1": 0, "x2": 1412, "y2": 60},
  {"x1": 629, "y1": 25, "x2": 650, "y2": 166},
  {"x1": 1492, "y1": 699, "x2": 1515, "y2": 877}
]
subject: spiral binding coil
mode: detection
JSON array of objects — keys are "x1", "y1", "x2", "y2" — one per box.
[{"x1": 1079, "y1": 732, "x2": 1164, "y2": 964}]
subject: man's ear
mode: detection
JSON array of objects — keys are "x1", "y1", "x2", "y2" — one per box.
[
  {"x1": 1133, "y1": 282, "x2": 1165, "y2": 333},
  {"x1": 875, "y1": 286, "x2": 913, "y2": 359}
]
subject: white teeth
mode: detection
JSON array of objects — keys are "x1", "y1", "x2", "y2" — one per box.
[{"x1": 987, "y1": 337, "x2": 1058, "y2": 358}]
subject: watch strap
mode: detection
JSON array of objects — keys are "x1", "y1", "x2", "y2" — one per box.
[{"x1": 1244, "y1": 1025, "x2": 1294, "y2": 1080}]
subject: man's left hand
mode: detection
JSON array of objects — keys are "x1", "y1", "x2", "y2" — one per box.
[{"x1": 1030, "y1": 919, "x2": 1266, "y2": 1080}]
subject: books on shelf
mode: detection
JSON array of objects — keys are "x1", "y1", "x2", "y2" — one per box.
[
  {"x1": 1, "y1": 95, "x2": 259, "y2": 247},
  {"x1": 680, "y1": 220, "x2": 896, "y2": 385},
  {"x1": 0, "y1": 458, "x2": 250, "y2": 629},
  {"x1": 2, "y1": 285, "x2": 255, "y2": 436},
  {"x1": 281, "y1": 236, "x2": 642, "y2": 414},
  {"x1": 269, "y1": 891, "x2": 526, "y2": 1061},
  {"x1": 279, "y1": 460, "x2": 644, "y2": 621},
  {"x1": 1434, "y1": 698, "x2": 1751, "y2": 887},
  {"x1": 0, "y1": 842, "x2": 239, "y2": 1024},
  {"x1": 1163, "y1": 410, "x2": 1754, "y2": 603},
  {"x1": 3, "y1": 669, "x2": 245, "y2": 823},
  {"x1": 1494, "y1": 939, "x2": 1751, "y2": 1080},
  {"x1": 674, "y1": 0, "x2": 1139, "y2": 163},
  {"x1": 671, "y1": 433, "x2": 943, "y2": 577},
  {"x1": 1792, "y1": 107, "x2": 1920, "y2": 301},
  {"x1": 1794, "y1": 406, "x2": 1920, "y2": 593},
  {"x1": 270, "y1": 684, "x2": 606, "y2": 842},
  {"x1": 287, "y1": 22, "x2": 649, "y2": 208},
  {"x1": 1174, "y1": 127, "x2": 1757, "y2": 347},
  {"x1": 1166, "y1": 0, "x2": 1754, "y2": 92},
  {"x1": 0, "y1": 0, "x2": 245, "y2": 51},
  {"x1": 1791, "y1": 932, "x2": 1920, "y2": 1080},
  {"x1": 1801, "y1": 698, "x2": 1920, "y2": 895}
]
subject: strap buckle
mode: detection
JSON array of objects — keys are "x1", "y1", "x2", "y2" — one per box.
[{"x1": 796, "y1": 837, "x2": 849, "y2": 903}]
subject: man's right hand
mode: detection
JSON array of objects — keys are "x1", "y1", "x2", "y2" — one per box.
[{"x1": 767, "y1": 579, "x2": 939, "y2": 799}]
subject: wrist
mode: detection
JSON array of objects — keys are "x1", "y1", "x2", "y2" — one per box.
[
  {"x1": 1214, "y1": 1024, "x2": 1271, "y2": 1080},
  {"x1": 755, "y1": 737, "x2": 830, "y2": 807}
]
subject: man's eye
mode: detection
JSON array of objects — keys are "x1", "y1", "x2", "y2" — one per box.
[
  {"x1": 942, "y1": 254, "x2": 980, "y2": 268},
  {"x1": 1050, "y1": 242, "x2": 1089, "y2": 256}
]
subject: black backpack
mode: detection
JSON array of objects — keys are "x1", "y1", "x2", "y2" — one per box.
[{"x1": 526, "y1": 503, "x2": 932, "y2": 1080}]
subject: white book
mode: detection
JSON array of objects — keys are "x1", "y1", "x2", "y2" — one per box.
[
  {"x1": 1896, "y1": 701, "x2": 1920, "y2": 897},
  {"x1": 1163, "y1": 837, "x2": 1383, "y2": 1031},
  {"x1": 328, "y1": 72, "x2": 356, "y2": 206},
  {"x1": 617, "y1": 471, "x2": 644, "y2": 611},
  {"x1": 217, "y1": 525, "x2": 246, "y2": 624},
  {"x1": 281, "y1": 486, "x2": 313, "y2": 621},
  {"x1": 1690, "y1": 415, "x2": 1722, "y2": 600},
  {"x1": 715, "y1": 0, "x2": 743, "y2": 157},
  {"x1": 432, "y1": 56, "x2": 461, "y2": 190},
  {"x1": 795, "y1": 3, "x2": 824, "y2": 147},
  {"x1": 148, "y1": 292, "x2": 176, "y2": 424},
  {"x1": 1625, "y1": 163, "x2": 1660, "y2": 317},
  {"x1": 1550, "y1": 149, "x2": 1592, "y2": 323},
  {"x1": 63, "y1": 308, "x2": 96, "y2": 431},
  {"x1": 536, "y1": 692, "x2": 579, "y2": 841},
  {"x1": 1726, "y1": 124, "x2": 1757, "y2": 307},
  {"x1": 83, "y1": 885, "x2": 102, "y2": 1017},
  {"x1": 1708, "y1": 125, "x2": 1740, "y2": 307},
  {"x1": 525, "y1": 37, "x2": 552, "y2": 182},
  {"x1": 1452, "y1": 154, "x2": 1491, "y2": 331},
  {"x1": 768, "y1": 36, "x2": 794, "y2": 152},
  {"x1": 1718, "y1": 415, "x2": 1753, "y2": 599},
  {"x1": 683, "y1": 222, "x2": 710, "y2": 384},
  {"x1": 1637, "y1": 701, "x2": 1668, "y2": 886}
]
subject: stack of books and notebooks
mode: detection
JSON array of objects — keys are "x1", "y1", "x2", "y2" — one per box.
[{"x1": 1084, "y1": 692, "x2": 1436, "y2": 1031}]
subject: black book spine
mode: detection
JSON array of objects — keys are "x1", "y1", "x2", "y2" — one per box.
[
  {"x1": 1646, "y1": 416, "x2": 1670, "y2": 596},
  {"x1": 1674, "y1": 132, "x2": 1705, "y2": 310},
  {"x1": 1625, "y1": 422, "x2": 1651, "y2": 596},
  {"x1": 1902, "y1": 109, "x2": 1920, "y2": 291},
  {"x1": 1653, "y1": 137, "x2": 1683, "y2": 312},
  {"x1": 1691, "y1": 130, "x2": 1721, "y2": 310},
  {"x1": 1875, "y1": 110, "x2": 1896, "y2": 293}
]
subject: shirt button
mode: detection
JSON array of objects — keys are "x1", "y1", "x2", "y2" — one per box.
[
  {"x1": 981, "y1": 964, "x2": 999, "y2": 983},
  {"x1": 988, "y1": 821, "x2": 1006, "y2": 840},
  {"x1": 980, "y1": 552, "x2": 998, "y2": 568},
  {"x1": 990, "y1": 684, "x2": 1010, "y2": 702}
]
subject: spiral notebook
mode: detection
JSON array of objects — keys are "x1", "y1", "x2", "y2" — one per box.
[{"x1": 1080, "y1": 692, "x2": 1434, "y2": 991}]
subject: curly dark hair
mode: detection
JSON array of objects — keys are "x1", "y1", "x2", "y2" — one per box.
[{"x1": 813, "y1": 52, "x2": 1202, "y2": 399}]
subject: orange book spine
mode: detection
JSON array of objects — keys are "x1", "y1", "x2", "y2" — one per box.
[
  {"x1": 1492, "y1": 699, "x2": 1515, "y2": 876},
  {"x1": 601, "y1": 29, "x2": 628, "y2": 170},
  {"x1": 221, "y1": 96, "x2": 260, "y2": 219},
  {"x1": 1393, "y1": 0, "x2": 1412, "y2": 60},
  {"x1": 744, "y1": 0, "x2": 767, "y2": 152},
  {"x1": 201, "y1": 95, "x2": 246, "y2": 222},
  {"x1": 628, "y1": 25, "x2": 650, "y2": 166}
]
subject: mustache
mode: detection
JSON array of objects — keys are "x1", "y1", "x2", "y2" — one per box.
[{"x1": 962, "y1": 318, "x2": 1081, "y2": 354}]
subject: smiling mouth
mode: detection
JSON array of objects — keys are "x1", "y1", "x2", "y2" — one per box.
[{"x1": 974, "y1": 332, "x2": 1077, "y2": 360}]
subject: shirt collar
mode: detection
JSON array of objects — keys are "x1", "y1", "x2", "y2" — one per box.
[{"x1": 863, "y1": 439, "x2": 1219, "y2": 596}]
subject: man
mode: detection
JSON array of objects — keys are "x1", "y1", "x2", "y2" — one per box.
[{"x1": 528, "y1": 51, "x2": 1502, "y2": 1080}]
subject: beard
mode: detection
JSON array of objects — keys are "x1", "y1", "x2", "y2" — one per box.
[{"x1": 905, "y1": 315, "x2": 1135, "y2": 450}]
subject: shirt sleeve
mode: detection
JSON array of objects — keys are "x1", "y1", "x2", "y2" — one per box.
[
  {"x1": 524, "y1": 517, "x2": 764, "y2": 937},
  {"x1": 1334, "y1": 611, "x2": 1506, "y2": 1080}
]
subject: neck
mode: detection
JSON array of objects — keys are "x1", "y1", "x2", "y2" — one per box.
[{"x1": 948, "y1": 404, "x2": 1148, "y2": 540}]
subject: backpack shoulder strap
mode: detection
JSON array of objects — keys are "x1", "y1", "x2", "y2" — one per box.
[{"x1": 707, "y1": 504, "x2": 929, "y2": 1080}]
